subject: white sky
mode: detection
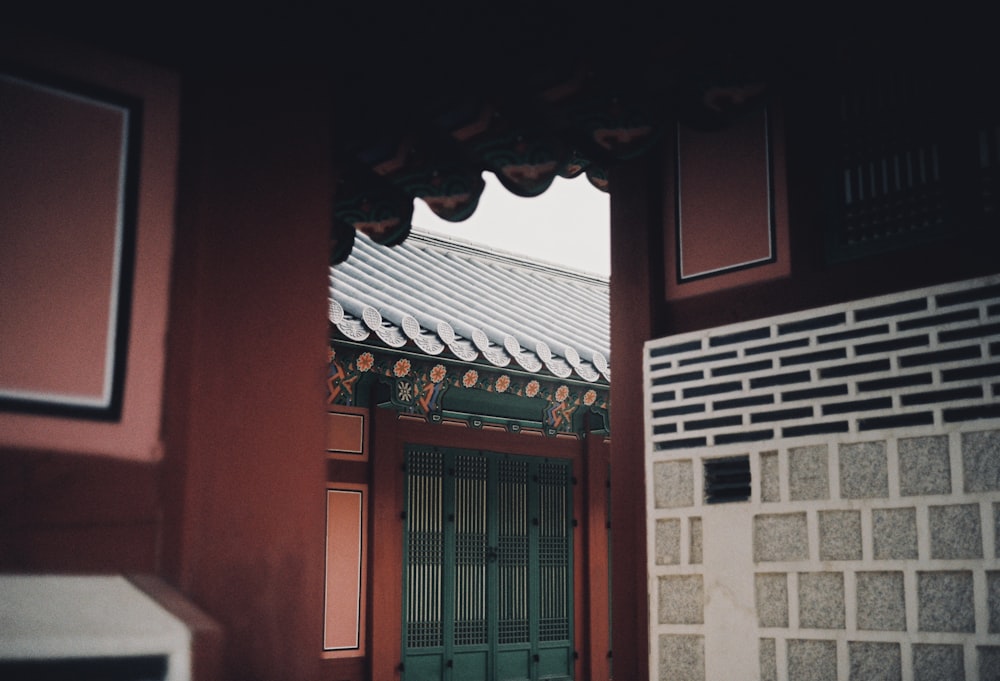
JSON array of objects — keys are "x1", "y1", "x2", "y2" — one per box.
[{"x1": 411, "y1": 172, "x2": 611, "y2": 277}]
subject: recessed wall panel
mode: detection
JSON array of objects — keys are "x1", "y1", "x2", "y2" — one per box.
[
  {"x1": 326, "y1": 406, "x2": 368, "y2": 461},
  {"x1": 666, "y1": 106, "x2": 790, "y2": 300},
  {"x1": 0, "y1": 34, "x2": 178, "y2": 461},
  {"x1": 324, "y1": 485, "x2": 367, "y2": 656},
  {"x1": 0, "y1": 70, "x2": 139, "y2": 418}
]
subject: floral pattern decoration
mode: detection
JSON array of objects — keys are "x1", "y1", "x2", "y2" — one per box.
[
  {"x1": 327, "y1": 346, "x2": 610, "y2": 434},
  {"x1": 357, "y1": 352, "x2": 374, "y2": 372},
  {"x1": 393, "y1": 358, "x2": 411, "y2": 377}
]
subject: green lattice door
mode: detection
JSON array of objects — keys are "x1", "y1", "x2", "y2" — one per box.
[{"x1": 403, "y1": 446, "x2": 574, "y2": 681}]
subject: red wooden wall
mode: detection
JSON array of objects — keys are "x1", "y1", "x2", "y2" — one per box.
[{"x1": 157, "y1": 70, "x2": 332, "y2": 681}]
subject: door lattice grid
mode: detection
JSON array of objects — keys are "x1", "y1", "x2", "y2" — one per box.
[
  {"x1": 402, "y1": 447, "x2": 574, "y2": 681},
  {"x1": 498, "y1": 458, "x2": 529, "y2": 646},
  {"x1": 538, "y1": 462, "x2": 571, "y2": 642},
  {"x1": 454, "y1": 453, "x2": 488, "y2": 647},
  {"x1": 405, "y1": 448, "x2": 444, "y2": 649}
]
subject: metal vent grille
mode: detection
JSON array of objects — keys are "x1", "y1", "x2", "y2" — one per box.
[{"x1": 704, "y1": 456, "x2": 751, "y2": 504}]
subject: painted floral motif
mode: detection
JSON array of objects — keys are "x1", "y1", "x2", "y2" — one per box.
[
  {"x1": 357, "y1": 352, "x2": 374, "y2": 372},
  {"x1": 327, "y1": 347, "x2": 336, "y2": 363},
  {"x1": 326, "y1": 346, "x2": 610, "y2": 434},
  {"x1": 393, "y1": 358, "x2": 411, "y2": 377}
]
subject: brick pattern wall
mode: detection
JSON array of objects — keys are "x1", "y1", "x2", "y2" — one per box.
[{"x1": 645, "y1": 276, "x2": 1000, "y2": 681}]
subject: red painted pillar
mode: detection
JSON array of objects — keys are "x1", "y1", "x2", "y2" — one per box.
[
  {"x1": 585, "y1": 432, "x2": 612, "y2": 680},
  {"x1": 160, "y1": 69, "x2": 332, "y2": 681},
  {"x1": 608, "y1": 147, "x2": 667, "y2": 681}
]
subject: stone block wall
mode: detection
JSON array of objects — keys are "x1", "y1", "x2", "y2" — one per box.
[
  {"x1": 752, "y1": 433, "x2": 999, "y2": 680},
  {"x1": 645, "y1": 276, "x2": 1000, "y2": 680}
]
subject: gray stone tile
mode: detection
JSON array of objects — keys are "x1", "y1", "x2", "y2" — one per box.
[
  {"x1": 996, "y1": 503, "x2": 1000, "y2": 559},
  {"x1": 754, "y1": 513, "x2": 809, "y2": 563},
  {"x1": 819, "y1": 510, "x2": 862, "y2": 561},
  {"x1": 962, "y1": 430, "x2": 1000, "y2": 492},
  {"x1": 980, "y1": 646, "x2": 1000, "y2": 681},
  {"x1": 873, "y1": 507, "x2": 918, "y2": 560},
  {"x1": 761, "y1": 450, "x2": 780, "y2": 502},
  {"x1": 918, "y1": 570, "x2": 975, "y2": 632},
  {"x1": 913, "y1": 644, "x2": 964, "y2": 681},
  {"x1": 849, "y1": 641, "x2": 901, "y2": 681},
  {"x1": 799, "y1": 572, "x2": 845, "y2": 629},
  {"x1": 990, "y1": 571, "x2": 1000, "y2": 634},
  {"x1": 653, "y1": 460, "x2": 694, "y2": 508},
  {"x1": 789, "y1": 444, "x2": 829, "y2": 501},
  {"x1": 788, "y1": 639, "x2": 837, "y2": 681},
  {"x1": 658, "y1": 634, "x2": 704, "y2": 681},
  {"x1": 760, "y1": 638, "x2": 777, "y2": 681},
  {"x1": 755, "y1": 573, "x2": 789, "y2": 628},
  {"x1": 856, "y1": 571, "x2": 906, "y2": 631},
  {"x1": 689, "y1": 517, "x2": 702, "y2": 564},
  {"x1": 839, "y1": 440, "x2": 889, "y2": 498},
  {"x1": 899, "y1": 435, "x2": 951, "y2": 496},
  {"x1": 658, "y1": 574, "x2": 703, "y2": 625},
  {"x1": 655, "y1": 518, "x2": 681, "y2": 565},
  {"x1": 929, "y1": 503, "x2": 983, "y2": 559}
]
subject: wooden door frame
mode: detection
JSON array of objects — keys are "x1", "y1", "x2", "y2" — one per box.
[{"x1": 369, "y1": 410, "x2": 610, "y2": 681}]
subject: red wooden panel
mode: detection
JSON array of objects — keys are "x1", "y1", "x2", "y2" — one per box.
[
  {"x1": 326, "y1": 407, "x2": 368, "y2": 459},
  {"x1": 586, "y1": 434, "x2": 612, "y2": 681},
  {"x1": 0, "y1": 34, "x2": 178, "y2": 460},
  {"x1": 0, "y1": 449, "x2": 160, "y2": 572},
  {"x1": 324, "y1": 485, "x2": 368, "y2": 656},
  {"x1": 666, "y1": 106, "x2": 790, "y2": 299},
  {"x1": 0, "y1": 75, "x2": 124, "y2": 405}
]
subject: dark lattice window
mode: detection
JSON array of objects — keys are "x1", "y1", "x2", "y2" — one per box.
[{"x1": 821, "y1": 50, "x2": 998, "y2": 261}]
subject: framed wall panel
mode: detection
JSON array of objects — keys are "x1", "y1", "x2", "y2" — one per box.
[
  {"x1": 0, "y1": 32, "x2": 177, "y2": 460},
  {"x1": 0, "y1": 67, "x2": 140, "y2": 420},
  {"x1": 323, "y1": 484, "x2": 368, "y2": 657},
  {"x1": 326, "y1": 406, "x2": 368, "y2": 461},
  {"x1": 665, "y1": 105, "x2": 790, "y2": 300}
]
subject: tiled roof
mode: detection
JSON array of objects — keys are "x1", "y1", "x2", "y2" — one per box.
[{"x1": 329, "y1": 230, "x2": 610, "y2": 384}]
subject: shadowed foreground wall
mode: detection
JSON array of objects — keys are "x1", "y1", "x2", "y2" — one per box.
[
  {"x1": 159, "y1": 70, "x2": 332, "y2": 681},
  {"x1": 0, "y1": 450, "x2": 159, "y2": 572}
]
